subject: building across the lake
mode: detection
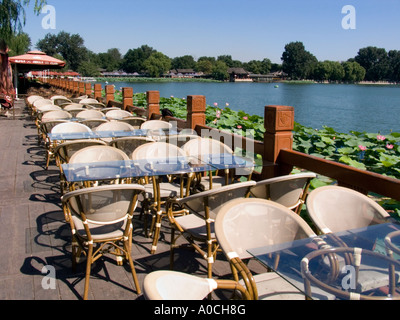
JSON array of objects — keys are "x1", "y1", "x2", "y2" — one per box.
[
  {"x1": 165, "y1": 69, "x2": 204, "y2": 78},
  {"x1": 250, "y1": 71, "x2": 288, "y2": 82},
  {"x1": 227, "y1": 68, "x2": 252, "y2": 82}
]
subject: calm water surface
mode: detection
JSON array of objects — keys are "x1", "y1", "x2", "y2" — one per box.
[{"x1": 98, "y1": 81, "x2": 400, "y2": 134}]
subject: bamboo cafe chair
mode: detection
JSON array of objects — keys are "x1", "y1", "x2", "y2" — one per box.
[
  {"x1": 54, "y1": 139, "x2": 108, "y2": 194},
  {"x1": 306, "y1": 185, "x2": 392, "y2": 235},
  {"x1": 37, "y1": 110, "x2": 72, "y2": 145},
  {"x1": 143, "y1": 270, "x2": 250, "y2": 300},
  {"x1": 118, "y1": 116, "x2": 146, "y2": 129},
  {"x1": 181, "y1": 137, "x2": 253, "y2": 192},
  {"x1": 167, "y1": 181, "x2": 256, "y2": 279},
  {"x1": 248, "y1": 172, "x2": 317, "y2": 214},
  {"x1": 109, "y1": 136, "x2": 155, "y2": 158},
  {"x1": 44, "y1": 122, "x2": 92, "y2": 170},
  {"x1": 130, "y1": 142, "x2": 189, "y2": 253},
  {"x1": 61, "y1": 184, "x2": 145, "y2": 300},
  {"x1": 68, "y1": 145, "x2": 131, "y2": 189},
  {"x1": 215, "y1": 198, "x2": 316, "y2": 300}
]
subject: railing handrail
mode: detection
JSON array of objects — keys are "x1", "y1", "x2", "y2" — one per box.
[{"x1": 278, "y1": 149, "x2": 400, "y2": 200}]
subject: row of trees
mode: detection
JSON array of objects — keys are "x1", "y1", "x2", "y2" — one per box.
[
  {"x1": 34, "y1": 32, "x2": 280, "y2": 80},
  {"x1": 281, "y1": 41, "x2": 400, "y2": 83},
  {"x1": 35, "y1": 32, "x2": 399, "y2": 83},
  {"x1": 1, "y1": 2, "x2": 399, "y2": 83},
  {"x1": 4, "y1": 28, "x2": 400, "y2": 83}
]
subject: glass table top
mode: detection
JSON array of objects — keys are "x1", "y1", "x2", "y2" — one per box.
[
  {"x1": 49, "y1": 128, "x2": 179, "y2": 141},
  {"x1": 247, "y1": 222, "x2": 400, "y2": 300},
  {"x1": 62, "y1": 153, "x2": 255, "y2": 182}
]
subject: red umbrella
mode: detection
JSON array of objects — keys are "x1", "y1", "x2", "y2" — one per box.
[
  {"x1": 9, "y1": 50, "x2": 66, "y2": 70},
  {"x1": 62, "y1": 71, "x2": 80, "y2": 76},
  {"x1": 9, "y1": 51, "x2": 66, "y2": 97}
]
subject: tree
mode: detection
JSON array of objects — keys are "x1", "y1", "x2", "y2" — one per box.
[
  {"x1": 212, "y1": 60, "x2": 229, "y2": 81},
  {"x1": 121, "y1": 45, "x2": 156, "y2": 73},
  {"x1": 78, "y1": 61, "x2": 101, "y2": 77},
  {"x1": 342, "y1": 61, "x2": 365, "y2": 82},
  {"x1": 78, "y1": 50, "x2": 101, "y2": 76},
  {"x1": 196, "y1": 56, "x2": 216, "y2": 74},
  {"x1": 8, "y1": 32, "x2": 31, "y2": 56},
  {"x1": 354, "y1": 46, "x2": 389, "y2": 81},
  {"x1": 98, "y1": 48, "x2": 122, "y2": 71},
  {"x1": 387, "y1": 50, "x2": 400, "y2": 83},
  {"x1": 244, "y1": 58, "x2": 271, "y2": 74},
  {"x1": 0, "y1": 0, "x2": 46, "y2": 43},
  {"x1": 36, "y1": 31, "x2": 88, "y2": 71},
  {"x1": 196, "y1": 59, "x2": 213, "y2": 74},
  {"x1": 314, "y1": 61, "x2": 344, "y2": 82},
  {"x1": 281, "y1": 41, "x2": 317, "y2": 80},
  {"x1": 217, "y1": 55, "x2": 242, "y2": 68},
  {"x1": 35, "y1": 33, "x2": 58, "y2": 56},
  {"x1": 171, "y1": 55, "x2": 196, "y2": 70},
  {"x1": 56, "y1": 32, "x2": 87, "y2": 71},
  {"x1": 143, "y1": 52, "x2": 171, "y2": 77}
]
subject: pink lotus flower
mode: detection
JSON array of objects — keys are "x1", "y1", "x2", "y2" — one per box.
[
  {"x1": 243, "y1": 116, "x2": 248, "y2": 120},
  {"x1": 216, "y1": 110, "x2": 221, "y2": 118},
  {"x1": 213, "y1": 102, "x2": 218, "y2": 107},
  {"x1": 377, "y1": 135, "x2": 386, "y2": 141},
  {"x1": 237, "y1": 125, "x2": 242, "y2": 129},
  {"x1": 386, "y1": 144, "x2": 394, "y2": 149},
  {"x1": 358, "y1": 145, "x2": 367, "y2": 151}
]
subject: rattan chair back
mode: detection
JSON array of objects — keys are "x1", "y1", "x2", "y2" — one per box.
[{"x1": 306, "y1": 185, "x2": 390, "y2": 234}]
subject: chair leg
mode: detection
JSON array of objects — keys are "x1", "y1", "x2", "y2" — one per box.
[
  {"x1": 148, "y1": 208, "x2": 157, "y2": 238},
  {"x1": 207, "y1": 243, "x2": 214, "y2": 279},
  {"x1": 71, "y1": 239, "x2": 82, "y2": 272},
  {"x1": 124, "y1": 241, "x2": 141, "y2": 295},
  {"x1": 46, "y1": 151, "x2": 51, "y2": 170},
  {"x1": 83, "y1": 244, "x2": 93, "y2": 300},
  {"x1": 150, "y1": 210, "x2": 163, "y2": 254},
  {"x1": 169, "y1": 228, "x2": 176, "y2": 270}
]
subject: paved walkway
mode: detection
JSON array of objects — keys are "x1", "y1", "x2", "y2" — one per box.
[{"x1": 0, "y1": 98, "x2": 244, "y2": 300}]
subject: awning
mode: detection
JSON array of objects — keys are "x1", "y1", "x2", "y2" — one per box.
[
  {"x1": 9, "y1": 51, "x2": 66, "y2": 98},
  {"x1": 9, "y1": 50, "x2": 66, "y2": 71}
]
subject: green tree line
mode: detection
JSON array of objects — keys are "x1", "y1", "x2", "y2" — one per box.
[
  {"x1": 34, "y1": 32, "x2": 399, "y2": 83},
  {"x1": 281, "y1": 41, "x2": 400, "y2": 83},
  {"x1": 1, "y1": 1, "x2": 398, "y2": 83},
  {"x1": 3, "y1": 23, "x2": 400, "y2": 83},
  {"x1": 34, "y1": 32, "x2": 281, "y2": 80}
]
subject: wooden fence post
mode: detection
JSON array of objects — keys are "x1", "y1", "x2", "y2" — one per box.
[
  {"x1": 94, "y1": 83, "x2": 102, "y2": 101},
  {"x1": 73, "y1": 81, "x2": 79, "y2": 95},
  {"x1": 79, "y1": 82, "x2": 85, "y2": 96},
  {"x1": 262, "y1": 105, "x2": 295, "y2": 178},
  {"x1": 146, "y1": 90, "x2": 160, "y2": 120},
  {"x1": 187, "y1": 95, "x2": 206, "y2": 130},
  {"x1": 122, "y1": 87, "x2": 133, "y2": 110},
  {"x1": 105, "y1": 85, "x2": 115, "y2": 105},
  {"x1": 85, "y1": 83, "x2": 92, "y2": 97}
]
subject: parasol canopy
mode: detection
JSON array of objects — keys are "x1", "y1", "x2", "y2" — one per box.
[
  {"x1": 9, "y1": 50, "x2": 66, "y2": 71},
  {"x1": 9, "y1": 51, "x2": 66, "y2": 98}
]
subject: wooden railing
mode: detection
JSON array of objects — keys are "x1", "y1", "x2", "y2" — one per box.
[{"x1": 43, "y1": 78, "x2": 400, "y2": 201}]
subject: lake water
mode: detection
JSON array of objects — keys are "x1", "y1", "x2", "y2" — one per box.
[{"x1": 97, "y1": 81, "x2": 400, "y2": 134}]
